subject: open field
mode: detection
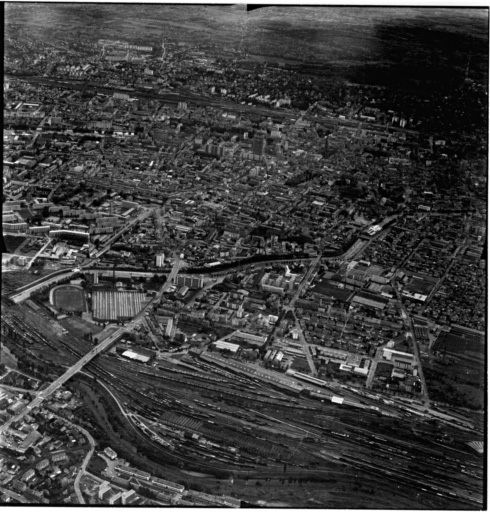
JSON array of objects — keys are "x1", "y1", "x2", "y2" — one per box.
[
  {"x1": 1, "y1": 261, "x2": 64, "y2": 295},
  {"x1": 2, "y1": 271, "x2": 41, "y2": 295},
  {"x1": 404, "y1": 276, "x2": 437, "y2": 296},
  {"x1": 373, "y1": 361, "x2": 393, "y2": 379},
  {"x1": 59, "y1": 316, "x2": 104, "y2": 339},
  {"x1": 422, "y1": 356, "x2": 484, "y2": 411},
  {"x1": 432, "y1": 328, "x2": 484, "y2": 361},
  {"x1": 5, "y1": 5, "x2": 487, "y2": 85},
  {"x1": 434, "y1": 333, "x2": 484, "y2": 359},
  {"x1": 0, "y1": 369, "x2": 41, "y2": 390},
  {"x1": 52, "y1": 285, "x2": 87, "y2": 312},
  {"x1": 3, "y1": 234, "x2": 29, "y2": 253}
]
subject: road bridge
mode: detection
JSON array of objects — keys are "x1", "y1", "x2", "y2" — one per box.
[{"x1": 0, "y1": 256, "x2": 184, "y2": 435}]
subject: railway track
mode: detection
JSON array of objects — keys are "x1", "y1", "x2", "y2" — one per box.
[{"x1": 1, "y1": 299, "x2": 483, "y2": 507}]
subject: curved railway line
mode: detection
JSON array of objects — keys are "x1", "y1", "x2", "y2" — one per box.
[{"x1": 1, "y1": 299, "x2": 483, "y2": 508}]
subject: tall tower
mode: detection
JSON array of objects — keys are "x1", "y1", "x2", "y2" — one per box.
[{"x1": 252, "y1": 135, "x2": 266, "y2": 157}]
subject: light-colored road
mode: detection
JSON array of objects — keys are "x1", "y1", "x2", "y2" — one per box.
[
  {"x1": 79, "y1": 370, "x2": 130, "y2": 421},
  {"x1": 0, "y1": 256, "x2": 184, "y2": 435},
  {"x1": 282, "y1": 253, "x2": 322, "y2": 376},
  {"x1": 144, "y1": 318, "x2": 162, "y2": 351},
  {"x1": 366, "y1": 346, "x2": 386, "y2": 389},
  {"x1": 294, "y1": 318, "x2": 317, "y2": 377},
  {"x1": 391, "y1": 277, "x2": 429, "y2": 403},
  {"x1": 91, "y1": 208, "x2": 152, "y2": 259},
  {"x1": 71, "y1": 422, "x2": 96, "y2": 504},
  {"x1": 421, "y1": 255, "x2": 459, "y2": 313},
  {"x1": 25, "y1": 238, "x2": 52, "y2": 271},
  {"x1": 0, "y1": 384, "x2": 41, "y2": 395},
  {"x1": 288, "y1": 253, "x2": 322, "y2": 310},
  {"x1": 10, "y1": 270, "x2": 73, "y2": 303}
]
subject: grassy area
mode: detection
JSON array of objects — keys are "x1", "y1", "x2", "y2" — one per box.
[
  {"x1": 3, "y1": 234, "x2": 29, "y2": 253},
  {"x1": 2, "y1": 271, "x2": 40, "y2": 294},
  {"x1": 53, "y1": 285, "x2": 87, "y2": 312},
  {"x1": 2, "y1": 264, "x2": 63, "y2": 295},
  {"x1": 0, "y1": 369, "x2": 41, "y2": 390},
  {"x1": 432, "y1": 331, "x2": 484, "y2": 361},
  {"x1": 87, "y1": 454, "x2": 107, "y2": 476},
  {"x1": 60, "y1": 316, "x2": 103, "y2": 338},
  {"x1": 422, "y1": 356, "x2": 484, "y2": 410},
  {"x1": 373, "y1": 361, "x2": 393, "y2": 378},
  {"x1": 455, "y1": 383, "x2": 484, "y2": 410}
]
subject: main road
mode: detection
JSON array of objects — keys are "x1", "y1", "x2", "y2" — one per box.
[
  {"x1": 90, "y1": 207, "x2": 153, "y2": 259},
  {"x1": 282, "y1": 253, "x2": 323, "y2": 376},
  {"x1": 25, "y1": 238, "x2": 52, "y2": 271},
  {"x1": 10, "y1": 269, "x2": 76, "y2": 304},
  {"x1": 0, "y1": 255, "x2": 184, "y2": 435},
  {"x1": 391, "y1": 276, "x2": 429, "y2": 404},
  {"x1": 72, "y1": 421, "x2": 96, "y2": 504}
]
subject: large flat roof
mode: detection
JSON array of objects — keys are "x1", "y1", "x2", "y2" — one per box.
[
  {"x1": 122, "y1": 350, "x2": 150, "y2": 363},
  {"x1": 214, "y1": 340, "x2": 240, "y2": 353}
]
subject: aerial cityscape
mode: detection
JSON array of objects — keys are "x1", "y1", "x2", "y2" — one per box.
[{"x1": 1, "y1": 3, "x2": 487, "y2": 508}]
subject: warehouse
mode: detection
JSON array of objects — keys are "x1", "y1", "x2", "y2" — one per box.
[
  {"x1": 212, "y1": 340, "x2": 240, "y2": 354},
  {"x1": 121, "y1": 347, "x2": 155, "y2": 364},
  {"x1": 231, "y1": 331, "x2": 267, "y2": 346},
  {"x1": 115, "y1": 465, "x2": 151, "y2": 481},
  {"x1": 351, "y1": 291, "x2": 390, "y2": 310},
  {"x1": 382, "y1": 348, "x2": 414, "y2": 367}
]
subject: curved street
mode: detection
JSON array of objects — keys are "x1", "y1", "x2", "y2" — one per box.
[{"x1": 72, "y1": 423, "x2": 96, "y2": 504}]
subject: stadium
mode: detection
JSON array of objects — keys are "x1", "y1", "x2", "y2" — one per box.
[{"x1": 51, "y1": 285, "x2": 87, "y2": 313}]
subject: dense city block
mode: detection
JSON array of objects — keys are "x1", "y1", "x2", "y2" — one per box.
[{"x1": 1, "y1": 4, "x2": 487, "y2": 509}]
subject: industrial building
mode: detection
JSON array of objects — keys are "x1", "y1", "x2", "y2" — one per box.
[{"x1": 121, "y1": 346, "x2": 156, "y2": 364}]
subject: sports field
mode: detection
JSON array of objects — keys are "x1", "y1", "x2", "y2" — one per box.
[
  {"x1": 432, "y1": 330, "x2": 484, "y2": 360},
  {"x1": 53, "y1": 285, "x2": 87, "y2": 312},
  {"x1": 404, "y1": 276, "x2": 437, "y2": 296}
]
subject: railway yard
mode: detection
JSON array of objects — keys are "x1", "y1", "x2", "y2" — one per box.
[
  {"x1": 2, "y1": 9, "x2": 487, "y2": 506},
  {"x1": 1, "y1": 297, "x2": 485, "y2": 509}
]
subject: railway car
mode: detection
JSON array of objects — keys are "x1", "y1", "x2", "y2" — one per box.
[
  {"x1": 286, "y1": 369, "x2": 328, "y2": 387},
  {"x1": 151, "y1": 476, "x2": 184, "y2": 493}
]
